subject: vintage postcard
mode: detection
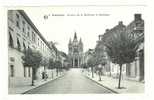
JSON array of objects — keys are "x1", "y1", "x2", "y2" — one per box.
[{"x1": 7, "y1": 6, "x2": 145, "y2": 94}]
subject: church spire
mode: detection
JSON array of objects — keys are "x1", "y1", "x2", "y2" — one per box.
[{"x1": 74, "y1": 32, "x2": 77, "y2": 40}]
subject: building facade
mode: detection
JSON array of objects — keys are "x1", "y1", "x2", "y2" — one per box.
[
  {"x1": 83, "y1": 49, "x2": 95, "y2": 66},
  {"x1": 125, "y1": 14, "x2": 144, "y2": 82},
  {"x1": 97, "y1": 14, "x2": 144, "y2": 82},
  {"x1": 96, "y1": 22, "x2": 127, "y2": 78},
  {"x1": 95, "y1": 39, "x2": 111, "y2": 76},
  {"x1": 68, "y1": 32, "x2": 83, "y2": 67},
  {"x1": 8, "y1": 10, "x2": 56, "y2": 87}
]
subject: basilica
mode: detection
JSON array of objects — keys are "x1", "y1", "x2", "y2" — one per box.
[{"x1": 68, "y1": 32, "x2": 84, "y2": 68}]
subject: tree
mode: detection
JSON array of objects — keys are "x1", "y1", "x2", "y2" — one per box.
[
  {"x1": 48, "y1": 58, "x2": 55, "y2": 69},
  {"x1": 90, "y1": 52, "x2": 107, "y2": 81},
  {"x1": 87, "y1": 55, "x2": 97, "y2": 78},
  {"x1": 41, "y1": 57, "x2": 49, "y2": 70},
  {"x1": 54, "y1": 60, "x2": 62, "y2": 76},
  {"x1": 22, "y1": 48, "x2": 42, "y2": 86},
  {"x1": 95, "y1": 55, "x2": 107, "y2": 81},
  {"x1": 87, "y1": 57, "x2": 94, "y2": 78},
  {"x1": 48, "y1": 58, "x2": 55, "y2": 79},
  {"x1": 103, "y1": 30, "x2": 140, "y2": 89},
  {"x1": 41, "y1": 57, "x2": 49, "y2": 80}
]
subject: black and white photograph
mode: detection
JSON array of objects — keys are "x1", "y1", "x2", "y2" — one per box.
[
  {"x1": 7, "y1": 6, "x2": 145, "y2": 94},
  {"x1": 2, "y1": 0, "x2": 154, "y2": 99}
]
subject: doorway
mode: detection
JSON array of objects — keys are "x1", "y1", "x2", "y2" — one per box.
[{"x1": 75, "y1": 59, "x2": 78, "y2": 67}]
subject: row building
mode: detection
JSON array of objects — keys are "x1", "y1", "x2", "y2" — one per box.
[
  {"x1": 8, "y1": 10, "x2": 57, "y2": 87},
  {"x1": 95, "y1": 14, "x2": 144, "y2": 82}
]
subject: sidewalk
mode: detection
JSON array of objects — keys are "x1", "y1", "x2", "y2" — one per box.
[
  {"x1": 9, "y1": 72, "x2": 65, "y2": 94},
  {"x1": 83, "y1": 71, "x2": 144, "y2": 93}
]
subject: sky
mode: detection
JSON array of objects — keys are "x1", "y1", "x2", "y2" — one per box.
[{"x1": 22, "y1": 6, "x2": 145, "y2": 54}]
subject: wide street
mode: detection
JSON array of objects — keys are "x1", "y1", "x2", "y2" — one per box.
[{"x1": 24, "y1": 68, "x2": 114, "y2": 94}]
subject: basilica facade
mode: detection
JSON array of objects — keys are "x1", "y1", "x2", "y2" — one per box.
[{"x1": 68, "y1": 32, "x2": 83, "y2": 68}]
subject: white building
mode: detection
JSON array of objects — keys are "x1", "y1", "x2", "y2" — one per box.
[{"x1": 8, "y1": 10, "x2": 56, "y2": 87}]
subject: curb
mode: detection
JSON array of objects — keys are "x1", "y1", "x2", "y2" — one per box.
[
  {"x1": 83, "y1": 74, "x2": 119, "y2": 94},
  {"x1": 22, "y1": 74, "x2": 65, "y2": 94}
]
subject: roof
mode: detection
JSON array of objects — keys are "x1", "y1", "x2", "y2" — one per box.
[{"x1": 18, "y1": 10, "x2": 53, "y2": 52}]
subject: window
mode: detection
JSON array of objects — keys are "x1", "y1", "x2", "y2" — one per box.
[
  {"x1": 38, "y1": 38, "x2": 39, "y2": 46},
  {"x1": 10, "y1": 65, "x2": 14, "y2": 77},
  {"x1": 28, "y1": 67, "x2": 31, "y2": 77},
  {"x1": 32, "y1": 32, "x2": 36, "y2": 42},
  {"x1": 74, "y1": 47, "x2": 78, "y2": 53},
  {"x1": 112, "y1": 66, "x2": 114, "y2": 72},
  {"x1": 22, "y1": 21, "x2": 25, "y2": 33},
  {"x1": 16, "y1": 14, "x2": 19, "y2": 18},
  {"x1": 17, "y1": 38, "x2": 21, "y2": 51},
  {"x1": 9, "y1": 32, "x2": 14, "y2": 48},
  {"x1": 16, "y1": 14, "x2": 20, "y2": 28},
  {"x1": 135, "y1": 22, "x2": 140, "y2": 27},
  {"x1": 23, "y1": 43, "x2": 26, "y2": 51},
  {"x1": 128, "y1": 64, "x2": 131, "y2": 76},
  {"x1": 16, "y1": 21, "x2": 19, "y2": 28},
  {"x1": 33, "y1": 34, "x2": 36, "y2": 42},
  {"x1": 10, "y1": 57, "x2": 15, "y2": 62},
  {"x1": 32, "y1": 32, "x2": 34, "y2": 40},
  {"x1": 42, "y1": 43, "x2": 44, "y2": 51},
  {"x1": 27, "y1": 26, "x2": 30, "y2": 37},
  {"x1": 123, "y1": 65, "x2": 125, "y2": 71}
]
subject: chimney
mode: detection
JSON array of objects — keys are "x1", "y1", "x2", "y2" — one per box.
[{"x1": 135, "y1": 14, "x2": 142, "y2": 21}]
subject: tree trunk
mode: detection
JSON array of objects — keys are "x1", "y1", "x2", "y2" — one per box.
[
  {"x1": 56, "y1": 68, "x2": 58, "y2": 76},
  {"x1": 91, "y1": 66, "x2": 94, "y2": 78},
  {"x1": 118, "y1": 64, "x2": 122, "y2": 89},
  {"x1": 31, "y1": 67, "x2": 35, "y2": 86},
  {"x1": 99, "y1": 70, "x2": 102, "y2": 81}
]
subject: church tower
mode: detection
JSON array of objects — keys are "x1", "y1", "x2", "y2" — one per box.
[{"x1": 68, "y1": 32, "x2": 84, "y2": 68}]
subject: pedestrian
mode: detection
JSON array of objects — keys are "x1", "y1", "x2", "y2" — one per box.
[{"x1": 42, "y1": 71, "x2": 45, "y2": 79}]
